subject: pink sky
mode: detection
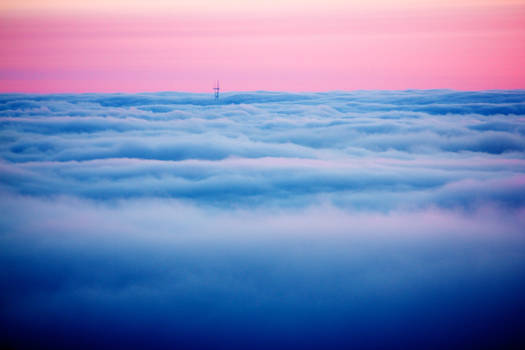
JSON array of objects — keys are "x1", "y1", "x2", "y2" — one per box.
[{"x1": 1, "y1": 0, "x2": 524, "y2": 92}]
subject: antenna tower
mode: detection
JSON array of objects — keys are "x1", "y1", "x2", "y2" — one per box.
[{"x1": 214, "y1": 80, "x2": 220, "y2": 100}]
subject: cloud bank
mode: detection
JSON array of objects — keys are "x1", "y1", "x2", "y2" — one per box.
[{"x1": 1, "y1": 90, "x2": 525, "y2": 349}]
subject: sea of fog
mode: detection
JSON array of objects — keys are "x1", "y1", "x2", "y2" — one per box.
[{"x1": 1, "y1": 90, "x2": 525, "y2": 349}]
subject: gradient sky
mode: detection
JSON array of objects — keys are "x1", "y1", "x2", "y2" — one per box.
[{"x1": 1, "y1": 0, "x2": 525, "y2": 92}]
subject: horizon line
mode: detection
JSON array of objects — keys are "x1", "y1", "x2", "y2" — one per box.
[{"x1": 1, "y1": 88, "x2": 525, "y2": 95}]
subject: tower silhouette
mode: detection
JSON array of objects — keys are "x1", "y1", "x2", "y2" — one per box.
[{"x1": 214, "y1": 80, "x2": 220, "y2": 100}]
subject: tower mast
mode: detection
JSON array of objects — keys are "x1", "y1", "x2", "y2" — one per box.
[{"x1": 214, "y1": 80, "x2": 220, "y2": 100}]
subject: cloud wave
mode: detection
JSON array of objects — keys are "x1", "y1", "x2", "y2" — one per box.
[{"x1": 1, "y1": 90, "x2": 525, "y2": 210}]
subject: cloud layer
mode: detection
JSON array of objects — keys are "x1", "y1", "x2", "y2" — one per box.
[
  {"x1": 1, "y1": 90, "x2": 525, "y2": 209},
  {"x1": 1, "y1": 90, "x2": 525, "y2": 349}
]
